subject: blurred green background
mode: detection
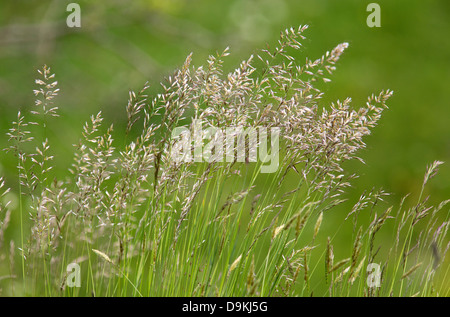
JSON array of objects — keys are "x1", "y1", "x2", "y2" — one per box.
[{"x1": 0, "y1": 0, "x2": 449, "y2": 294}]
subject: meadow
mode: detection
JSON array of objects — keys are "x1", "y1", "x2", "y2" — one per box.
[{"x1": 0, "y1": 1, "x2": 448, "y2": 297}]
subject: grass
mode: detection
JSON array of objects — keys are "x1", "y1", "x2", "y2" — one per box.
[{"x1": 0, "y1": 25, "x2": 448, "y2": 297}]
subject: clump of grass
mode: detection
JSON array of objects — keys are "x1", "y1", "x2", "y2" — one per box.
[{"x1": 0, "y1": 25, "x2": 448, "y2": 297}]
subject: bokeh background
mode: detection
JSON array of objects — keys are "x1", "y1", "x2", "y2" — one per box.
[{"x1": 1, "y1": 0, "x2": 449, "y2": 293}]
